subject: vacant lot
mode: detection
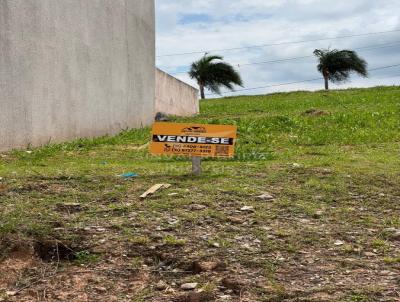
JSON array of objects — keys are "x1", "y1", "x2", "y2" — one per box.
[{"x1": 1, "y1": 86, "x2": 399, "y2": 302}]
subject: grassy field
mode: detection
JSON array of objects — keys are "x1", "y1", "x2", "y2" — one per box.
[{"x1": 0, "y1": 86, "x2": 399, "y2": 302}]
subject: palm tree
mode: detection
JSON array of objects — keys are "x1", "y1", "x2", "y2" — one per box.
[
  {"x1": 189, "y1": 54, "x2": 243, "y2": 99},
  {"x1": 313, "y1": 49, "x2": 368, "y2": 90}
]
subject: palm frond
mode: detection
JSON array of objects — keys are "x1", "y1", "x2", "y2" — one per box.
[
  {"x1": 188, "y1": 54, "x2": 243, "y2": 96},
  {"x1": 314, "y1": 48, "x2": 368, "y2": 83}
]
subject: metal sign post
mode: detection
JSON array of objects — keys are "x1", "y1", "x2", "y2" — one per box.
[{"x1": 191, "y1": 156, "x2": 202, "y2": 176}]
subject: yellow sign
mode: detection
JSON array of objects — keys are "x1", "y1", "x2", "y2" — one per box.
[{"x1": 150, "y1": 122, "x2": 237, "y2": 158}]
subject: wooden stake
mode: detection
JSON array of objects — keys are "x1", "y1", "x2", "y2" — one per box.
[{"x1": 192, "y1": 156, "x2": 202, "y2": 176}]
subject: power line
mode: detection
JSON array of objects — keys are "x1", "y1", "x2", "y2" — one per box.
[
  {"x1": 206, "y1": 78, "x2": 324, "y2": 95},
  {"x1": 373, "y1": 73, "x2": 400, "y2": 80},
  {"x1": 238, "y1": 42, "x2": 400, "y2": 68},
  {"x1": 205, "y1": 63, "x2": 400, "y2": 96},
  {"x1": 157, "y1": 29, "x2": 400, "y2": 58},
  {"x1": 368, "y1": 63, "x2": 400, "y2": 72},
  {"x1": 166, "y1": 41, "x2": 400, "y2": 75}
]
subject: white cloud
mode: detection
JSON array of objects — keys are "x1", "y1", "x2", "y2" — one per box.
[{"x1": 156, "y1": 0, "x2": 400, "y2": 97}]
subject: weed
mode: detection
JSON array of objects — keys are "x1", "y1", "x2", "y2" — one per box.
[
  {"x1": 163, "y1": 235, "x2": 186, "y2": 246},
  {"x1": 74, "y1": 251, "x2": 101, "y2": 265}
]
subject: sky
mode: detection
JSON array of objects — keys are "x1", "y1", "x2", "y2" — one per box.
[{"x1": 155, "y1": 0, "x2": 400, "y2": 97}]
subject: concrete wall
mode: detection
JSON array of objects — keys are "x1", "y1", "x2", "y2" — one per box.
[
  {"x1": 155, "y1": 68, "x2": 199, "y2": 116},
  {"x1": 0, "y1": 0, "x2": 155, "y2": 151}
]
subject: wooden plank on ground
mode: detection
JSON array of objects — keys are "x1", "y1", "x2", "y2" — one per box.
[{"x1": 140, "y1": 184, "x2": 171, "y2": 199}]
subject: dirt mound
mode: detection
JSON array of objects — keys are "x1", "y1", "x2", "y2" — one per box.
[{"x1": 303, "y1": 108, "x2": 330, "y2": 116}]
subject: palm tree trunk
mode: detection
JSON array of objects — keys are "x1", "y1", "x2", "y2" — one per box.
[
  {"x1": 324, "y1": 76, "x2": 329, "y2": 90},
  {"x1": 199, "y1": 83, "x2": 205, "y2": 99},
  {"x1": 323, "y1": 69, "x2": 329, "y2": 90}
]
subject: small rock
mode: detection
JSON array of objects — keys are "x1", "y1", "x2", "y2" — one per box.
[
  {"x1": 221, "y1": 277, "x2": 247, "y2": 293},
  {"x1": 168, "y1": 193, "x2": 179, "y2": 196},
  {"x1": 334, "y1": 240, "x2": 345, "y2": 246},
  {"x1": 364, "y1": 252, "x2": 376, "y2": 257},
  {"x1": 155, "y1": 280, "x2": 168, "y2": 291},
  {"x1": 313, "y1": 210, "x2": 324, "y2": 219},
  {"x1": 391, "y1": 231, "x2": 400, "y2": 241},
  {"x1": 192, "y1": 261, "x2": 224, "y2": 273},
  {"x1": 261, "y1": 226, "x2": 272, "y2": 231},
  {"x1": 6, "y1": 291, "x2": 17, "y2": 296},
  {"x1": 378, "y1": 193, "x2": 386, "y2": 197},
  {"x1": 228, "y1": 216, "x2": 244, "y2": 224},
  {"x1": 165, "y1": 289, "x2": 175, "y2": 295},
  {"x1": 181, "y1": 283, "x2": 198, "y2": 291},
  {"x1": 212, "y1": 242, "x2": 220, "y2": 248},
  {"x1": 256, "y1": 193, "x2": 274, "y2": 201},
  {"x1": 176, "y1": 292, "x2": 214, "y2": 302},
  {"x1": 241, "y1": 243, "x2": 252, "y2": 250},
  {"x1": 94, "y1": 286, "x2": 107, "y2": 293},
  {"x1": 190, "y1": 204, "x2": 207, "y2": 210},
  {"x1": 168, "y1": 219, "x2": 179, "y2": 225},
  {"x1": 240, "y1": 206, "x2": 254, "y2": 212},
  {"x1": 292, "y1": 163, "x2": 302, "y2": 168}
]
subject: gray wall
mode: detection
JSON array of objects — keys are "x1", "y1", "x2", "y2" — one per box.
[
  {"x1": 155, "y1": 69, "x2": 199, "y2": 117},
  {"x1": 0, "y1": 0, "x2": 155, "y2": 151}
]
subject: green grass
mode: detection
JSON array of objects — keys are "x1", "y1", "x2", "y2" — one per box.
[{"x1": 0, "y1": 86, "x2": 399, "y2": 301}]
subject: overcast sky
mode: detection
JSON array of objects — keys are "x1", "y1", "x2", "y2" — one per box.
[{"x1": 155, "y1": 0, "x2": 400, "y2": 97}]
